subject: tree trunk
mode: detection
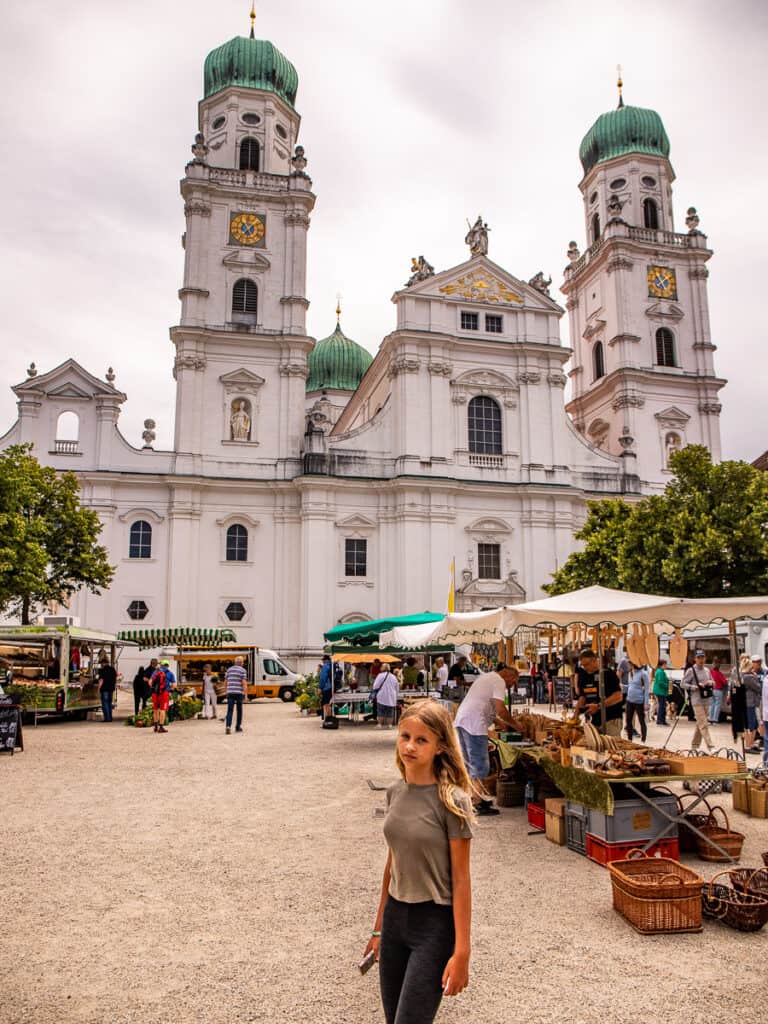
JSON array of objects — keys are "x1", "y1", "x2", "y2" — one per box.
[{"x1": 22, "y1": 597, "x2": 30, "y2": 625}]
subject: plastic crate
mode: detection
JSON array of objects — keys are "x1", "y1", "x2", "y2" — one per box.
[
  {"x1": 565, "y1": 801, "x2": 588, "y2": 855},
  {"x1": 586, "y1": 833, "x2": 680, "y2": 868},
  {"x1": 527, "y1": 802, "x2": 545, "y2": 830},
  {"x1": 588, "y1": 793, "x2": 678, "y2": 843}
]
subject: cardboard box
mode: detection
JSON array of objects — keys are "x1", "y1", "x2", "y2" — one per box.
[
  {"x1": 545, "y1": 797, "x2": 566, "y2": 818},
  {"x1": 748, "y1": 784, "x2": 768, "y2": 819},
  {"x1": 545, "y1": 809, "x2": 566, "y2": 845},
  {"x1": 732, "y1": 778, "x2": 750, "y2": 813}
]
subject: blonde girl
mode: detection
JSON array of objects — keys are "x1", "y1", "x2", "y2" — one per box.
[{"x1": 363, "y1": 701, "x2": 474, "y2": 1024}]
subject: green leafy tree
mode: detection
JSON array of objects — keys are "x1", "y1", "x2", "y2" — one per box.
[
  {"x1": 0, "y1": 445, "x2": 115, "y2": 623},
  {"x1": 544, "y1": 446, "x2": 768, "y2": 598}
]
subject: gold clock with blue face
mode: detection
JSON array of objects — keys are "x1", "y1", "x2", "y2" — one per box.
[
  {"x1": 229, "y1": 212, "x2": 266, "y2": 247},
  {"x1": 647, "y1": 265, "x2": 677, "y2": 299}
]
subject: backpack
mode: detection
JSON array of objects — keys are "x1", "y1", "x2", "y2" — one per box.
[{"x1": 151, "y1": 669, "x2": 167, "y2": 696}]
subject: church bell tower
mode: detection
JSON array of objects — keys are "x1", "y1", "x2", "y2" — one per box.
[
  {"x1": 171, "y1": 13, "x2": 316, "y2": 475},
  {"x1": 562, "y1": 75, "x2": 725, "y2": 486}
]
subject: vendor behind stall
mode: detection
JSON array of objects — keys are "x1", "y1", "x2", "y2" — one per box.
[
  {"x1": 454, "y1": 668, "x2": 520, "y2": 816},
  {"x1": 574, "y1": 651, "x2": 623, "y2": 736}
]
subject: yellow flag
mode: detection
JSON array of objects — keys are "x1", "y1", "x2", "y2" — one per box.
[{"x1": 447, "y1": 558, "x2": 455, "y2": 614}]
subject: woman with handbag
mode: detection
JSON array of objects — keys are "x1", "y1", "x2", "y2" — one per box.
[{"x1": 363, "y1": 702, "x2": 474, "y2": 1024}]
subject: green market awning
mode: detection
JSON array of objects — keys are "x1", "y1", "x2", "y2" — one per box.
[
  {"x1": 116, "y1": 627, "x2": 237, "y2": 650},
  {"x1": 324, "y1": 613, "x2": 445, "y2": 647}
]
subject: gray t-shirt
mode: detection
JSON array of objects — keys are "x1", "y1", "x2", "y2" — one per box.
[{"x1": 384, "y1": 780, "x2": 473, "y2": 906}]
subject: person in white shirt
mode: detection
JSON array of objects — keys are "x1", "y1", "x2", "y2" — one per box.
[
  {"x1": 434, "y1": 657, "x2": 449, "y2": 693},
  {"x1": 372, "y1": 667, "x2": 399, "y2": 728},
  {"x1": 454, "y1": 668, "x2": 519, "y2": 816},
  {"x1": 202, "y1": 662, "x2": 217, "y2": 720}
]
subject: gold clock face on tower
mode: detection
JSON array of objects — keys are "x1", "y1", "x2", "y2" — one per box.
[
  {"x1": 647, "y1": 265, "x2": 677, "y2": 299},
  {"x1": 229, "y1": 212, "x2": 266, "y2": 247}
]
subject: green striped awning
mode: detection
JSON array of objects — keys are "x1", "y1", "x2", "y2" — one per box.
[{"x1": 116, "y1": 627, "x2": 237, "y2": 650}]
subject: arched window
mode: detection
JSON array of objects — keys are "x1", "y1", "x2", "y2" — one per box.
[
  {"x1": 655, "y1": 328, "x2": 676, "y2": 367},
  {"x1": 643, "y1": 197, "x2": 659, "y2": 230},
  {"x1": 226, "y1": 524, "x2": 248, "y2": 562},
  {"x1": 129, "y1": 521, "x2": 152, "y2": 559},
  {"x1": 232, "y1": 279, "x2": 258, "y2": 315},
  {"x1": 591, "y1": 212, "x2": 601, "y2": 243},
  {"x1": 467, "y1": 396, "x2": 502, "y2": 454},
  {"x1": 239, "y1": 137, "x2": 260, "y2": 171},
  {"x1": 593, "y1": 341, "x2": 605, "y2": 380},
  {"x1": 55, "y1": 411, "x2": 80, "y2": 453}
]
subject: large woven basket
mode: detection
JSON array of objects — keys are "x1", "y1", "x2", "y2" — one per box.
[
  {"x1": 495, "y1": 779, "x2": 526, "y2": 807},
  {"x1": 676, "y1": 793, "x2": 714, "y2": 853},
  {"x1": 702, "y1": 870, "x2": 768, "y2": 932},
  {"x1": 696, "y1": 806, "x2": 745, "y2": 863},
  {"x1": 729, "y1": 868, "x2": 768, "y2": 899},
  {"x1": 607, "y1": 851, "x2": 704, "y2": 935}
]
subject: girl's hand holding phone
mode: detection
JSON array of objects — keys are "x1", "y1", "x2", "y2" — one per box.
[{"x1": 442, "y1": 952, "x2": 469, "y2": 996}]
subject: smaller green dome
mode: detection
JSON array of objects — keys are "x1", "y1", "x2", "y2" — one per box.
[
  {"x1": 204, "y1": 36, "x2": 298, "y2": 108},
  {"x1": 306, "y1": 322, "x2": 373, "y2": 393},
  {"x1": 579, "y1": 104, "x2": 670, "y2": 176}
]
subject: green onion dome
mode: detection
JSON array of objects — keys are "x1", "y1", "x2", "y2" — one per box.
[
  {"x1": 306, "y1": 322, "x2": 373, "y2": 393},
  {"x1": 579, "y1": 104, "x2": 670, "y2": 176},
  {"x1": 204, "y1": 36, "x2": 298, "y2": 108}
]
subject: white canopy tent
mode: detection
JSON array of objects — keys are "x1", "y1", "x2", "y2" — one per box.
[{"x1": 380, "y1": 586, "x2": 768, "y2": 647}]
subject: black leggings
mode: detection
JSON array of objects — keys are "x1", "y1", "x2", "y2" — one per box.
[
  {"x1": 379, "y1": 897, "x2": 455, "y2": 1024},
  {"x1": 625, "y1": 700, "x2": 647, "y2": 742}
]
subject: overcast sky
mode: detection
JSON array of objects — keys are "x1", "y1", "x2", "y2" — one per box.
[{"x1": 2, "y1": 0, "x2": 766, "y2": 461}]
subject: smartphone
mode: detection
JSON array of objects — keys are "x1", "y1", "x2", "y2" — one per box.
[{"x1": 358, "y1": 950, "x2": 376, "y2": 975}]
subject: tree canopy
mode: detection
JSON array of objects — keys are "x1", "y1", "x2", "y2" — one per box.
[
  {"x1": 544, "y1": 446, "x2": 768, "y2": 598},
  {"x1": 0, "y1": 445, "x2": 114, "y2": 623}
]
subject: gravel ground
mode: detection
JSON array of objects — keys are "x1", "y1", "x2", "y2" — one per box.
[{"x1": 4, "y1": 700, "x2": 767, "y2": 1024}]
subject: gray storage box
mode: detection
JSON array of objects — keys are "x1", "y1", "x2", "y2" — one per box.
[{"x1": 588, "y1": 793, "x2": 678, "y2": 843}]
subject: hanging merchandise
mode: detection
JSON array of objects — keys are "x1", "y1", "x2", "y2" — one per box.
[
  {"x1": 669, "y1": 629, "x2": 688, "y2": 670},
  {"x1": 643, "y1": 623, "x2": 660, "y2": 668}
]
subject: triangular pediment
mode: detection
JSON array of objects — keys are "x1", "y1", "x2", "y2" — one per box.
[
  {"x1": 223, "y1": 249, "x2": 271, "y2": 273},
  {"x1": 219, "y1": 368, "x2": 266, "y2": 387},
  {"x1": 454, "y1": 369, "x2": 518, "y2": 390},
  {"x1": 645, "y1": 301, "x2": 684, "y2": 321},
  {"x1": 654, "y1": 405, "x2": 690, "y2": 424},
  {"x1": 12, "y1": 358, "x2": 126, "y2": 402},
  {"x1": 334, "y1": 514, "x2": 377, "y2": 531},
  {"x1": 395, "y1": 255, "x2": 563, "y2": 311}
]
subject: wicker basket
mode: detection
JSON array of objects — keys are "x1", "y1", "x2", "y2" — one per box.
[
  {"x1": 702, "y1": 870, "x2": 768, "y2": 932},
  {"x1": 763, "y1": 852, "x2": 768, "y2": 868},
  {"x1": 696, "y1": 806, "x2": 746, "y2": 863},
  {"x1": 729, "y1": 868, "x2": 768, "y2": 899},
  {"x1": 676, "y1": 793, "x2": 714, "y2": 853},
  {"x1": 607, "y1": 851, "x2": 704, "y2": 934},
  {"x1": 495, "y1": 779, "x2": 526, "y2": 807}
]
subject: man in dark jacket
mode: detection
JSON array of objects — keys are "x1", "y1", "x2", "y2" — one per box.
[{"x1": 98, "y1": 659, "x2": 117, "y2": 722}]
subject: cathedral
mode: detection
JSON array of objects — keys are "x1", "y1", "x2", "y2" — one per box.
[{"x1": 0, "y1": 30, "x2": 725, "y2": 669}]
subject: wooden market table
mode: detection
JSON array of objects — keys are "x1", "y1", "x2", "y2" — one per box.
[{"x1": 494, "y1": 740, "x2": 744, "y2": 862}]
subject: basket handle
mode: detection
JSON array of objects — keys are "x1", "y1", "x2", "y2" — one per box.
[
  {"x1": 657, "y1": 873, "x2": 684, "y2": 885},
  {"x1": 677, "y1": 791, "x2": 713, "y2": 815},
  {"x1": 707, "y1": 804, "x2": 730, "y2": 833},
  {"x1": 706, "y1": 869, "x2": 737, "y2": 898},
  {"x1": 625, "y1": 848, "x2": 651, "y2": 861}
]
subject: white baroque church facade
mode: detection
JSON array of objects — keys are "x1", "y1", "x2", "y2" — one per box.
[{"x1": 0, "y1": 34, "x2": 725, "y2": 669}]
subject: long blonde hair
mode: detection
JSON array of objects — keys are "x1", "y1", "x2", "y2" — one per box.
[{"x1": 395, "y1": 701, "x2": 476, "y2": 825}]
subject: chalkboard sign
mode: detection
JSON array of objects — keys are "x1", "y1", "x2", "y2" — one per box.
[
  {"x1": 553, "y1": 678, "x2": 572, "y2": 706},
  {"x1": 0, "y1": 699, "x2": 23, "y2": 755}
]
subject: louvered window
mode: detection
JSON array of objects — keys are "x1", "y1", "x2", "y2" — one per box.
[
  {"x1": 232, "y1": 279, "x2": 258, "y2": 315},
  {"x1": 643, "y1": 198, "x2": 659, "y2": 230},
  {"x1": 593, "y1": 342, "x2": 605, "y2": 380},
  {"x1": 656, "y1": 328, "x2": 676, "y2": 367},
  {"x1": 239, "y1": 137, "x2": 260, "y2": 171}
]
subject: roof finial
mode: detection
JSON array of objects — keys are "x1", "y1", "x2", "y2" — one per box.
[
  {"x1": 249, "y1": 1, "x2": 256, "y2": 39},
  {"x1": 335, "y1": 292, "x2": 342, "y2": 325},
  {"x1": 616, "y1": 63, "x2": 624, "y2": 108}
]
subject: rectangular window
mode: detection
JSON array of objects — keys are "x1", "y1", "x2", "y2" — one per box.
[
  {"x1": 460, "y1": 311, "x2": 479, "y2": 331},
  {"x1": 345, "y1": 538, "x2": 367, "y2": 577},
  {"x1": 485, "y1": 314, "x2": 503, "y2": 333},
  {"x1": 477, "y1": 543, "x2": 501, "y2": 580}
]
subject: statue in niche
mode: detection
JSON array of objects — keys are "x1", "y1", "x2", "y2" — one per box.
[
  {"x1": 231, "y1": 400, "x2": 251, "y2": 441},
  {"x1": 465, "y1": 215, "x2": 489, "y2": 256},
  {"x1": 665, "y1": 431, "x2": 682, "y2": 465},
  {"x1": 607, "y1": 193, "x2": 624, "y2": 220}
]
